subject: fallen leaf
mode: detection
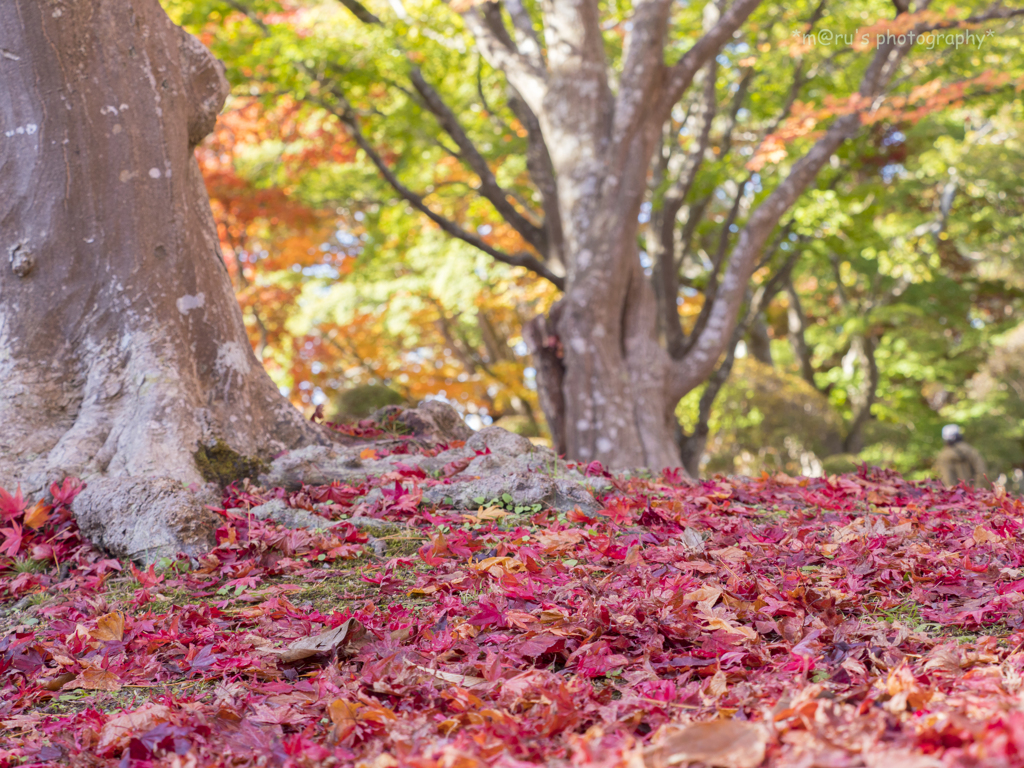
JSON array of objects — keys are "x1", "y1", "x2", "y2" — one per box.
[
  {"x1": 647, "y1": 720, "x2": 767, "y2": 768},
  {"x1": 267, "y1": 617, "x2": 369, "y2": 663},
  {"x1": 413, "y1": 663, "x2": 487, "y2": 687},
  {"x1": 470, "y1": 555, "x2": 526, "y2": 577},
  {"x1": 972, "y1": 525, "x2": 1002, "y2": 545},
  {"x1": 41, "y1": 672, "x2": 76, "y2": 691},
  {"x1": 91, "y1": 611, "x2": 125, "y2": 642},
  {"x1": 97, "y1": 703, "x2": 173, "y2": 752},
  {"x1": 681, "y1": 527, "x2": 705, "y2": 554},
  {"x1": 23, "y1": 501, "x2": 51, "y2": 530},
  {"x1": 67, "y1": 666, "x2": 123, "y2": 692}
]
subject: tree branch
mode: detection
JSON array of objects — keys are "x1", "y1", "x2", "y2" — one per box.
[
  {"x1": 659, "y1": 0, "x2": 764, "y2": 119},
  {"x1": 320, "y1": 91, "x2": 564, "y2": 288},
  {"x1": 669, "y1": 24, "x2": 915, "y2": 401},
  {"x1": 504, "y1": 0, "x2": 545, "y2": 71},
  {"x1": 460, "y1": 2, "x2": 547, "y2": 113},
  {"x1": 408, "y1": 68, "x2": 548, "y2": 255},
  {"x1": 336, "y1": 0, "x2": 383, "y2": 24},
  {"x1": 611, "y1": 0, "x2": 674, "y2": 150},
  {"x1": 507, "y1": 90, "x2": 565, "y2": 273},
  {"x1": 653, "y1": 61, "x2": 717, "y2": 358}
]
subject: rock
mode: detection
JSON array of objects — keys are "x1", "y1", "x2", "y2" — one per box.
[
  {"x1": 465, "y1": 426, "x2": 534, "y2": 457},
  {"x1": 248, "y1": 498, "x2": 400, "y2": 531},
  {"x1": 389, "y1": 400, "x2": 473, "y2": 443},
  {"x1": 73, "y1": 477, "x2": 219, "y2": 565},
  {"x1": 259, "y1": 445, "x2": 391, "y2": 489},
  {"x1": 262, "y1": 419, "x2": 604, "y2": 515},
  {"x1": 249, "y1": 499, "x2": 329, "y2": 531},
  {"x1": 262, "y1": 401, "x2": 474, "y2": 489},
  {"x1": 491, "y1": 414, "x2": 541, "y2": 438},
  {"x1": 423, "y1": 471, "x2": 601, "y2": 514}
]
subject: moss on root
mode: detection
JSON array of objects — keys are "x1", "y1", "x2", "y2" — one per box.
[{"x1": 193, "y1": 440, "x2": 268, "y2": 486}]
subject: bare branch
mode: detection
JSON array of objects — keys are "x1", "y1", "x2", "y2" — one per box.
[
  {"x1": 222, "y1": 0, "x2": 270, "y2": 32},
  {"x1": 476, "y1": 57, "x2": 514, "y2": 134},
  {"x1": 504, "y1": 0, "x2": 545, "y2": 70},
  {"x1": 507, "y1": 91, "x2": 565, "y2": 272},
  {"x1": 320, "y1": 91, "x2": 564, "y2": 288},
  {"x1": 785, "y1": 278, "x2": 817, "y2": 387},
  {"x1": 660, "y1": 0, "x2": 763, "y2": 119},
  {"x1": 408, "y1": 69, "x2": 547, "y2": 255},
  {"x1": 335, "y1": 0, "x2": 383, "y2": 24},
  {"x1": 669, "y1": 25, "x2": 914, "y2": 400},
  {"x1": 654, "y1": 62, "x2": 717, "y2": 358},
  {"x1": 679, "y1": 171, "x2": 754, "y2": 358},
  {"x1": 261, "y1": 0, "x2": 558, "y2": 282}
]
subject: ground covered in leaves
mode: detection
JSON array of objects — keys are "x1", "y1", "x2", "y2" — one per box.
[{"x1": 3, "y1": 447, "x2": 1024, "y2": 767}]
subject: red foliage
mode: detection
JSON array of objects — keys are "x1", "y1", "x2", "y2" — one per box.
[{"x1": 3, "y1": 465, "x2": 1024, "y2": 766}]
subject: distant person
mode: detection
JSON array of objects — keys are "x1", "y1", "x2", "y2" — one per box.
[{"x1": 936, "y1": 424, "x2": 986, "y2": 487}]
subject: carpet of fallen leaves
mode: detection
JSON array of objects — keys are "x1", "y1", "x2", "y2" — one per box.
[{"x1": 4, "y1": 453, "x2": 1024, "y2": 768}]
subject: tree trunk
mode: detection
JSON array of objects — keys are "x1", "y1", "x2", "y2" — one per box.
[
  {"x1": 747, "y1": 314, "x2": 774, "y2": 366},
  {"x1": 0, "y1": 0, "x2": 323, "y2": 562},
  {"x1": 841, "y1": 334, "x2": 879, "y2": 454},
  {"x1": 785, "y1": 279, "x2": 818, "y2": 387},
  {"x1": 545, "y1": 120, "x2": 683, "y2": 471}
]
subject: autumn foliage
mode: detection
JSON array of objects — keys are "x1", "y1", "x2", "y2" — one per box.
[{"x1": 4, "y1": 455, "x2": 1024, "y2": 766}]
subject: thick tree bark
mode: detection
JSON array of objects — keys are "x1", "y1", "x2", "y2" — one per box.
[{"x1": 0, "y1": 0, "x2": 323, "y2": 561}]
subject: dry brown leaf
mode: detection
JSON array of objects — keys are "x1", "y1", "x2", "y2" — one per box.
[
  {"x1": 707, "y1": 670, "x2": 729, "y2": 697},
  {"x1": 329, "y1": 698, "x2": 396, "y2": 741},
  {"x1": 356, "y1": 754, "x2": 399, "y2": 768},
  {"x1": 267, "y1": 617, "x2": 369, "y2": 663},
  {"x1": 470, "y1": 556, "x2": 526, "y2": 577},
  {"x1": 67, "y1": 666, "x2": 123, "y2": 692},
  {"x1": 704, "y1": 616, "x2": 759, "y2": 641},
  {"x1": 413, "y1": 663, "x2": 487, "y2": 687},
  {"x1": 922, "y1": 645, "x2": 962, "y2": 675},
  {"x1": 646, "y1": 719, "x2": 767, "y2": 768},
  {"x1": 972, "y1": 525, "x2": 1002, "y2": 545},
  {"x1": 97, "y1": 703, "x2": 173, "y2": 751},
  {"x1": 41, "y1": 672, "x2": 76, "y2": 691},
  {"x1": 683, "y1": 585, "x2": 722, "y2": 607},
  {"x1": 680, "y1": 527, "x2": 705, "y2": 554},
  {"x1": 91, "y1": 611, "x2": 125, "y2": 643},
  {"x1": 710, "y1": 546, "x2": 748, "y2": 563}
]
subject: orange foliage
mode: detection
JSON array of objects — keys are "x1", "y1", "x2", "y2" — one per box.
[{"x1": 198, "y1": 95, "x2": 552, "y2": 425}]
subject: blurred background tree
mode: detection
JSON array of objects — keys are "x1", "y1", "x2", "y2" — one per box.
[{"x1": 165, "y1": 0, "x2": 1024, "y2": 483}]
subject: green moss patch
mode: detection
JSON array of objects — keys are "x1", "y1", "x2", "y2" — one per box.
[{"x1": 193, "y1": 439, "x2": 268, "y2": 486}]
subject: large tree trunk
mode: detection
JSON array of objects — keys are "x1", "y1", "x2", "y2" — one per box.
[
  {"x1": 0, "y1": 0, "x2": 323, "y2": 562},
  {"x1": 462, "y1": 0, "x2": 900, "y2": 474},
  {"x1": 554, "y1": 177, "x2": 683, "y2": 472}
]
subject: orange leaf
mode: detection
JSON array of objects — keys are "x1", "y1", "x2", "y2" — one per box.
[
  {"x1": 68, "y1": 666, "x2": 123, "y2": 692},
  {"x1": 23, "y1": 501, "x2": 52, "y2": 530},
  {"x1": 647, "y1": 720, "x2": 767, "y2": 768},
  {"x1": 97, "y1": 703, "x2": 173, "y2": 751},
  {"x1": 91, "y1": 611, "x2": 125, "y2": 643},
  {"x1": 360, "y1": 448, "x2": 378, "y2": 460}
]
